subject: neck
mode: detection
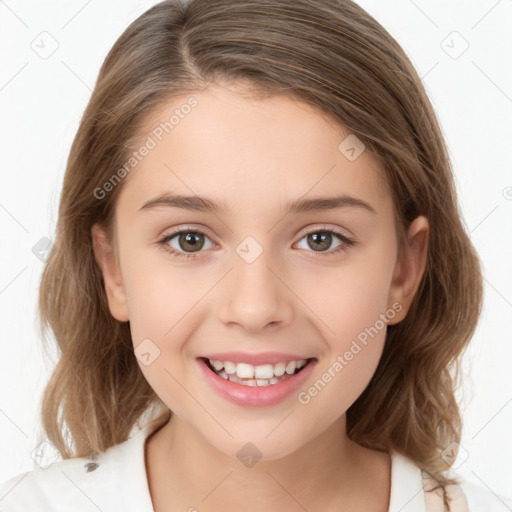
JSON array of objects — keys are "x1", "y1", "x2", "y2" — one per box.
[{"x1": 145, "y1": 413, "x2": 390, "y2": 511}]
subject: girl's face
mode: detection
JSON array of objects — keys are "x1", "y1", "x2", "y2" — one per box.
[{"x1": 93, "y1": 81, "x2": 428, "y2": 460}]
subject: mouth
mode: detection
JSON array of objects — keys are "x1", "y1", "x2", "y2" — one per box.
[
  {"x1": 197, "y1": 355, "x2": 317, "y2": 406},
  {"x1": 199, "y1": 356, "x2": 314, "y2": 387}
]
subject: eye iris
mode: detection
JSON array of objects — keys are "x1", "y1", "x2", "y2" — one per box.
[
  {"x1": 308, "y1": 232, "x2": 331, "y2": 251},
  {"x1": 179, "y1": 232, "x2": 204, "y2": 252}
]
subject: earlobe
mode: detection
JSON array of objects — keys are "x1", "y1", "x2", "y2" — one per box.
[
  {"x1": 387, "y1": 216, "x2": 429, "y2": 325},
  {"x1": 91, "y1": 223, "x2": 130, "y2": 322}
]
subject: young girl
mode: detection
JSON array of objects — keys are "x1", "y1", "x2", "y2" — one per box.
[{"x1": 1, "y1": 0, "x2": 509, "y2": 510}]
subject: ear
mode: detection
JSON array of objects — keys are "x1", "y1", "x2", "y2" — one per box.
[
  {"x1": 91, "y1": 223, "x2": 130, "y2": 322},
  {"x1": 387, "y1": 216, "x2": 429, "y2": 325}
]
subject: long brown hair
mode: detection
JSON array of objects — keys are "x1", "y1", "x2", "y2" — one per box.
[{"x1": 38, "y1": 0, "x2": 483, "y2": 487}]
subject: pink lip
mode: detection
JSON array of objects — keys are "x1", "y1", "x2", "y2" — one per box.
[
  {"x1": 197, "y1": 357, "x2": 317, "y2": 407},
  {"x1": 201, "y1": 351, "x2": 312, "y2": 365}
]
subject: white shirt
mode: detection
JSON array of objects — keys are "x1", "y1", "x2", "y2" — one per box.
[{"x1": 1, "y1": 416, "x2": 510, "y2": 511}]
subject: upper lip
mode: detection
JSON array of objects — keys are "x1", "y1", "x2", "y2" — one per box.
[{"x1": 200, "y1": 352, "x2": 314, "y2": 366}]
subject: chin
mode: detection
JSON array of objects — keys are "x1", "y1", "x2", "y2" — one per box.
[{"x1": 205, "y1": 429, "x2": 307, "y2": 464}]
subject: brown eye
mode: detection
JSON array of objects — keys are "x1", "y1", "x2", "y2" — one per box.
[
  {"x1": 159, "y1": 229, "x2": 215, "y2": 259},
  {"x1": 306, "y1": 232, "x2": 333, "y2": 252},
  {"x1": 177, "y1": 232, "x2": 205, "y2": 252},
  {"x1": 296, "y1": 228, "x2": 355, "y2": 255}
]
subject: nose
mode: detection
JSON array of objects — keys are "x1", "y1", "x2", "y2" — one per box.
[{"x1": 217, "y1": 247, "x2": 294, "y2": 333}]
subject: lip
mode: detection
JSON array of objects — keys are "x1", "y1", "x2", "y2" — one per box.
[
  {"x1": 197, "y1": 356, "x2": 317, "y2": 407},
  {"x1": 201, "y1": 351, "x2": 312, "y2": 366}
]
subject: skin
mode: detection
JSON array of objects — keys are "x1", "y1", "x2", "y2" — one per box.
[{"x1": 92, "y1": 81, "x2": 429, "y2": 511}]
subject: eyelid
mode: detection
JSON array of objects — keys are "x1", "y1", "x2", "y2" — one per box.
[
  {"x1": 297, "y1": 224, "x2": 354, "y2": 240},
  {"x1": 159, "y1": 224, "x2": 217, "y2": 243}
]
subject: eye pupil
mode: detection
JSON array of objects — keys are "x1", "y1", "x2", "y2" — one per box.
[
  {"x1": 180, "y1": 232, "x2": 204, "y2": 252},
  {"x1": 308, "y1": 232, "x2": 332, "y2": 251}
]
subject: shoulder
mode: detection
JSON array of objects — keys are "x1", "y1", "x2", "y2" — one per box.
[
  {"x1": 421, "y1": 470, "x2": 512, "y2": 512},
  {"x1": 0, "y1": 417, "x2": 165, "y2": 511},
  {"x1": 0, "y1": 455, "x2": 107, "y2": 511},
  {"x1": 458, "y1": 478, "x2": 512, "y2": 512},
  {"x1": 389, "y1": 450, "x2": 512, "y2": 512}
]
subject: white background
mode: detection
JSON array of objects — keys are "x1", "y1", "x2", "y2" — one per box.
[{"x1": 1, "y1": 0, "x2": 511, "y2": 504}]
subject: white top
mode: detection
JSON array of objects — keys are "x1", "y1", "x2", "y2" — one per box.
[{"x1": 0, "y1": 416, "x2": 510, "y2": 511}]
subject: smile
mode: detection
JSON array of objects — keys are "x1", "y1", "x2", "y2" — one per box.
[{"x1": 197, "y1": 356, "x2": 317, "y2": 407}]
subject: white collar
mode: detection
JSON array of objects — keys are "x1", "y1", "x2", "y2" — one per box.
[
  {"x1": 388, "y1": 449, "x2": 428, "y2": 512},
  {"x1": 0, "y1": 415, "x2": 429, "y2": 511}
]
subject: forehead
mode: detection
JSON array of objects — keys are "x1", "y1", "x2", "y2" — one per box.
[{"x1": 118, "y1": 82, "x2": 392, "y2": 218}]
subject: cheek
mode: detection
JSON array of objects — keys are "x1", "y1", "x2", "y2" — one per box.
[
  {"x1": 120, "y1": 241, "x2": 206, "y2": 344},
  {"x1": 296, "y1": 330, "x2": 386, "y2": 439},
  {"x1": 119, "y1": 244, "x2": 211, "y2": 408},
  {"x1": 296, "y1": 286, "x2": 391, "y2": 431},
  {"x1": 123, "y1": 261, "x2": 197, "y2": 417},
  {"x1": 293, "y1": 247, "x2": 395, "y2": 419},
  {"x1": 296, "y1": 246, "x2": 395, "y2": 345}
]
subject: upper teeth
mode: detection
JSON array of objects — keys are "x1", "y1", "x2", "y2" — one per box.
[{"x1": 208, "y1": 359, "x2": 308, "y2": 379}]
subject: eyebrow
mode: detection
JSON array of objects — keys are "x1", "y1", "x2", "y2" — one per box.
[{"x1": 139, "y1": 192, "x2": 376, "y2": 215}]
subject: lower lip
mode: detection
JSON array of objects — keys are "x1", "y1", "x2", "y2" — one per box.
[{"x1": 197, "y1": 357, "x2": 317, "y2": 407}]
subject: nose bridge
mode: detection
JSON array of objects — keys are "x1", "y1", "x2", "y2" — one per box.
[{"x1": 217, "y1": 234, "x2": 293, "y2": 331}]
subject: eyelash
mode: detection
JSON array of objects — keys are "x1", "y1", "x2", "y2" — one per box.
[{"x1": 157, "y1": 227, "x2": 356, "y2": 260}]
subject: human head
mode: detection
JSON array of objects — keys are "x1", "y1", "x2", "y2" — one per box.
[{"x1": 39, "y1": 0, "x2": 482, "y2": 485}]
